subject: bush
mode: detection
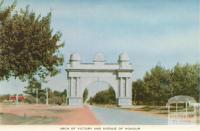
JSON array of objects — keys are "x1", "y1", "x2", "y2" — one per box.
[
  {"x1": 49, "y1": 96, "x2": 63, "y2": 105},
  {"x1": 0, "y1": 95, "x2": 9, "y2": 102},
  {"x1": 24, "y1": 96, "x2": 35, "y2": 104},
  {"x1": 39, "y1": 95, "x2": 46, "y2": 104}
]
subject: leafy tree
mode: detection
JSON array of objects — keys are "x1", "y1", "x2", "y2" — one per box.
[
  {"x1": 83, "y1": 88, "x2": 88, "y2": 103},
  {"x1": 171, "y1": 64, "x2": 200, "y2": 101},
  {"x1": 0, "y1": 0, "x2": 16, "y2": 22},
  {"x1": 48, "y1": 89, "x2": 67, "y2": 105},
  {"x1": 90, "y1": 87, "x2": 117, "y2": 105},
  {"x1": 132, "y1": 63, "x2": 200, "y2": 106},
  {"x1": 107, "y1": 87, "x2": 116, "y2": 103},
  {"x1": 143, "y1": 65, "x2": 171, "y2": 105},
  {"x1": 24, "y1": 81, "x2": 68, "y2": 105},
  {"x1": 23, "y1": 78, "x2": 45, "y2": 103},
  {"x1": 0, "y1": 2, "x2": 64, "y2": 81},
  {"x1": 24, "y1": 78, "x2": 42, "y2": 97},
  {"x1": 61, "y1": 89, "x2": 67, "y2": 103},
  {"x1": 132, "y1": 79, "x2": 147, "y2": 105}
]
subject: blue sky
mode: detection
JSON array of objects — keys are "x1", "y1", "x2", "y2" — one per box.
[{"x1": 0, "y1": 0, "x2": 199, "y2": 95}]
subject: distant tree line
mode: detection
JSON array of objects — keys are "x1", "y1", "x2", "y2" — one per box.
[
  {"x1": 24, "y1": 78, "x2": 67, "y2": 105},
  {"x1": 89, "y1": 87, "x2": 117, "y2": 105},
  {"x1": 132, "y1": 63, "x2": 200, "y2": 106},
  {"x1": 0, "y1": 94, "x2": 10, "y2": 102}
]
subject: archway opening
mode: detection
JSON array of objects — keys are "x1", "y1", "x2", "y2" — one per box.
[{"x1": 82, "y1": 81, "x2": 117, "y2": 106}]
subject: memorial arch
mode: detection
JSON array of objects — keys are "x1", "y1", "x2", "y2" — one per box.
[{"x1": 66, "y1": 53, "x2": 133, "y2": 107}]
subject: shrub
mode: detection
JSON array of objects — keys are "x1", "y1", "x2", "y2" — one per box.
[{"x1": 24, "y1": 96, "x2": 35, "y2": 104}]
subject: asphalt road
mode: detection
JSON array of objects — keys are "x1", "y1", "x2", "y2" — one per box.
[{"x1": 90, "y1": 106, "x2": 168, "y2": 125}]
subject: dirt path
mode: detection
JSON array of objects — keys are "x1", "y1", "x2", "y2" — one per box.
[
  {"x1": 53, "y1": 106, "x2": 101, "y2": 125},
  {"x1": 0, "y1": 104, "x2": 100, "y2": 125}
]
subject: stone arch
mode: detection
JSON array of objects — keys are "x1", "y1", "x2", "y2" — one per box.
[{"x1": 66, "y1": 53, "x2": 133, "y2": 107}]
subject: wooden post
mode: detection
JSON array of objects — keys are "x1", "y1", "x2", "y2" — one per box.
[
  {"x1": 194, "y1": 105, "x2": 196, "y2": 123},
  {"x1": 46, "y1": 87, "x2": 48, "y2": 105},
  {"x1": 36, "y1": 88, "x2": 38, "y2": 104},
  {"x1": 186, "y1": 102, "x2": 188, "y2": 118},
  {"x1": 16, "y1": 93, "x2": 18, "y2": 105},
  {"x1": 168, "y1": 104, "x2": 170, "y2": 123},
  {"x1": 168, "y1": 104, "x2": 170, "y2": 114}
]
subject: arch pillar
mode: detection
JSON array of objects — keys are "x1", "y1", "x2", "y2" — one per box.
[
  {"x1": 117, "y1": 76, "x2": 132, "y2": 106},
  {"x1": 68, "y1": 77, "x2": 82, "y2": 106}
]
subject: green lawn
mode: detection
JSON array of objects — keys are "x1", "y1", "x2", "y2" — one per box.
[
  {"x1": 132, "y1": 105, "x2": 195, "y2": 115},
  {"x1": 0, "y1": 112, "x2": 60, "y2": 125}
]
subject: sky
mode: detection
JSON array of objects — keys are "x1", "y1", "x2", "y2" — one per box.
[{"x1": 0, "y1": 0, "x2": 200, "y2": 95}]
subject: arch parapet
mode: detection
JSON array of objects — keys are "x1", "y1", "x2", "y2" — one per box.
[{"x1": 66, "y1": 53, "x2": 133, "y2": 107}]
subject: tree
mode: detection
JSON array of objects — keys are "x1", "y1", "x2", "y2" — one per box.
[
  {"x1": 0, "y1": 0, "x2": 16, "y2": 22},
  {"x1": 0, "y1": 2, "x2": 64, "y2": 81},
  {"x1": 47, "y1": 89, "x2": 67, "y2": 105},
  {"x1": 24, "y1": 78, "x2": 42, "y2": 97},
  {"x1": 83, "y1": 88, "x2": 88, "y2": 103},
  {"x1": 171, "y1": 63, "x2": 200, "y2": 100},
  {"x1": 23, "y1": 78, "x2": 45, "y2": 103},
  {"x1": 107, "y1": 87, "x2": 116, "y2": 104},
  {"x1": 62, "y1": 89, "x2": 67, "y2": 103},
  {"x1": 143, "y1": 65, "x2": 171, "y2": 105},
  {"x1": 132, "y1": 63, "x2": 200, "y2": 106},
  {"x1": 90, "y1": 87, "x2": 117, "y2": 105},
  {"x1": 132, "y1": 79, "x2": 147, "y2": 105}
]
